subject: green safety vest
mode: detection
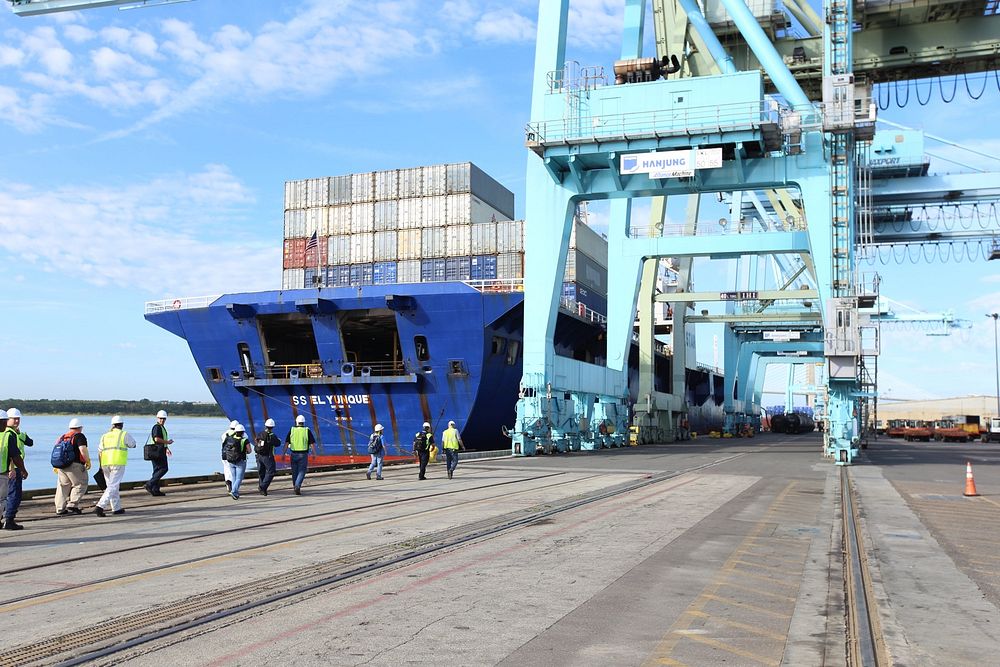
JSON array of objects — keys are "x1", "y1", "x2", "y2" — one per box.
[
  {"x1": 15, "y1": 431, "x2": 28, "y2": 457},
  {"x1": 101, "y1": 429, "x2": 129, "y2": 467},
  {"x1": 151, "y1": 425, "x2": 169, "y2": 445},
  {"x1": 288, "y1": 426, "x2": 311, "y2": 451},
  {"x1": 443, "y1": 427, "x2": 460, "y2": 450},
  {"x1": 0, "y1": 428, "x2": 12, "y2": 474}
]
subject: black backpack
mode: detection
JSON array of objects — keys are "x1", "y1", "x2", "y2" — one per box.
[
  {"x1": 412, "y1": 431, "x2": 428, "y2": 453},
  {"x1": 222, "y1": 434, "x2": 244, "y2": 463}
]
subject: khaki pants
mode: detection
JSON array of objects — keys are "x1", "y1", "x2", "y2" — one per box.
[{"x1": 55, "y1": 462, "x2": 89, "y2": 511}]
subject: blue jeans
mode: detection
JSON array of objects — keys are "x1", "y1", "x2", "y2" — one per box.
[
  {"x1": 257, "y1": 455, "x2": 275, "y2": 491},
  {"x1": 4, "y1": 468, "x2": 23, "y2": 521},
  {"x1": 227, "y1": 460, "x2": 247, "y2": 497},
  {"x1": 149, "y1": 455, "x2": 168, "y2": 493},
  {"x1": 290, "y1": 451, "x2": 309, "y2": 489},
  {"x1": 367, "y1": 454, "x2": 384, "y2": 478},
  {"x1": 445, "y1": 449, "x2": 459, "y2": 473}
]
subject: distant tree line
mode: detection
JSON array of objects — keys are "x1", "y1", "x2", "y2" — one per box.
[{"x1": 2, "y1": 398, "x2": 224, "y2": 417}]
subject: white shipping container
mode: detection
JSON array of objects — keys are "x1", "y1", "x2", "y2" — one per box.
[
  {"x1": 285, "y1": 180, "x2": 307, "y2": 210},
  {"x1": 374, "y1": 200, "x2": 398, "y2": 231},
  {"x1": 373, "y1": 230, "x2": 397, "y2": 261},
  {"x1": 328, "y1": 235, "x2": 352, "y2": 265},
  {"x1": 445, "y1": 224, "x2": 471, "y2": 257},
  {"x1": 397, "y1": 229, "x2": 422, "y2": 260},
  {"x1": 446, "y1": 162, "x2": 471, "y2": 193},
  {"x1": 569, "y1": 221, "x2": 608, "y2": 265},
  {"x1": 471, "y1": 194, "x2": 511, "y2": 223},
  {"x1": 282, "y1": 268, "x2": 305, "y2": 290},
  {"x1": 304, "y1": 207, "x2": 329, "y2": 237},
  {"x1": 328, "y1": 205, "x2": 352, "y2": 235},
  {"x1": 421, "y1": 227, "x2": 446, "y2": 257},
  {"x1": 375, "y1": 170, "x2": 398, "y2": 201},
  {"x1": 398, "y1": 198, "x2": 422, "y2": 229},
  {"x1": 329, "y1": 175, "x2": 352, "y2": 205},
  {"x1": 351, "y1": 172, "x2": 374, "y2": 203},
  {"x1": 497, "y1": 252, "x2": 524, "y2": 280},
  {"x1": 423, "y1": 164, "x2": 447, "y2": 196},
  {"x1": 351, "y1": 232, "x2": 374, "y2": 264},
  {"x1": 284, "y1": 209, "x2": 306, "y2": 238},
  {"x1": 397, "y1": 259, "x2": 422, "y2": 284},
  {"x1": 350, "y1": 202, "x2": 375, "y2": 233},
  {"x1": 497, "y1": 220, "x2": 525, "y2": 253},
  {"x1": 422, "y1": 195, "x2": 447, "y2": 227},
  {"x1": 445, "y1": 193, "x2": 471, "y2": 225},
  {"x1": 399, "y1": 167, "x2": 423, "y2": 198},
  {"x1": 471, "y1": 222, "x2": 497, "y2": 254},
  {"x1": 306, "y1": 178, "x2": 330, "y2": 208}
]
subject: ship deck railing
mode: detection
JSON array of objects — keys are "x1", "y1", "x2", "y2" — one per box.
[
  {"x1": 261, "y1": 361, "x2": 407, "y2": 381},
  {"x1": 145, "y1": 295, "x2": 222, "y2": 314},
  {"x1": 463, "y1": 279, "x2": 525, "y2": 293}
]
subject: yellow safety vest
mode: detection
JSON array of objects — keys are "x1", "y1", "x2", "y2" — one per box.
[
  {"x1": 0, "y1": 428, "x2": 12, "y2": 474},
  {"x1": 443, "y1": 427, "x2": 460, "y2": 450},
  {"x1": 288, "y1": 426, "x2": 311, "y2": 451},
  {"x1": 100, "y1": 429, "x2": 129, "y2": 467},
  {"x1": 16, "y1": 431, "x2": 29, "y2": 457}
]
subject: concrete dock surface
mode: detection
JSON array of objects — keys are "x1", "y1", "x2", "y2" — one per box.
[{"x1": 2, "y1": 433, "x2": 999, "y2": 666}]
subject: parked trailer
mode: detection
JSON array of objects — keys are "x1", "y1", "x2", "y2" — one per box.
[{"x1": 982, "y1": 417, "x2": 1000, "y2": 444}]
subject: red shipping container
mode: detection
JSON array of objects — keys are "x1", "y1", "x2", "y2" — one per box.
[
  {"x1": 283, "y1": 237, "x2": 307, "y2": 269},
  {"x1": 303, "y1": 235, "x2": 327, "y2": 269}
]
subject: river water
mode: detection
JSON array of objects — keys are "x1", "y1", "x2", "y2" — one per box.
[{"x1": 12, "y1": 415, "x2": 236, "y2": 491}]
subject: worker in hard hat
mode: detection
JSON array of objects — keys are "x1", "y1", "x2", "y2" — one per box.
[
  {"x1": 220, "y1": 420, "x2": 239, "y2": 493},
  {"x1": 95, "y1": 415, "x2": 136, "y2": 516},
  {"x1": 254, "y1": 418, "x2": 280, "y2": 496},
  {"x1": 222, "y1": 424, "x2": 252, "y2": 500},
  {"x1": 366, "y1": 423, "x2": 386, "y2": 480},
  {"x1": 413, "y1": 421, "x2": 434, "y2": 481},
  {"x1": 54, "y1": 418, "x2": 91, "y2": 516},
  {"x1": 4, "y1": 408, "x2": 34, "y2": 530},
  {"x1": 441, "y1": 420, "x2": 465, "y2": 480},
  {"x1": 1, "y1": 408, "x2": 29, "y2": 531},
  {"x1": 144, "y1": 410, "x2": 173, "y2": 496},
  {"x1": 283, "y1": 414, "x2": 316, "y2": 495}
]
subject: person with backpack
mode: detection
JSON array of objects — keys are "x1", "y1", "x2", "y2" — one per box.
[
  {"x1": 94, "y1": 415, "x2": 135, "y2": 517},
  {"x1": 53, "y1": 418, "x2": 91, "y2": 516},
  {"x1": 283, "y1": 414, "x2": 317, "y2": 495},
  {"x1": 254, "y1": 418, "x2": 280, "y2": 496},
  {"x1": 413, "y1": 422, "x2": 433, "y2": 480},
  {"x1": 145, "y1": 410, "x2": 173, "y2": 496},
  {"x1": 0, "y1": 409, "x2": 29, "y2": 532},
  {"x1": 3, "y1": 408, "x2": 31, "y2": 531},
  {"x1": 366, "y1": 424, "x2": 386, "y2": 480},
  {"x1": 442, "y1": 420, "x2": 465, "y2": 480},
  {"x1": 222, "y1": 424, "x2": 251, "y2": 500},
  {"x1": 220, "y1": 420, "x2": 238, "y2": 492}
]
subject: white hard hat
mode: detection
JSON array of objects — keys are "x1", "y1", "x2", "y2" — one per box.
[
  {"x1": 374, "y1": 423, "x2": 384, "y2": 432},
  {"x1": 264, "y1": 418, "x2": 275, "y2": 428},
  {"x1": 423, "y1": 422, "x2": 431, "y2": 429},
  {"x1": 448, "y1": 420, "x2": 455, "y2": 427},
  {"x1": 68, "y1": 418, "x2": 83, "y2": 429},
  {"x1": 296, "y1": 414, "x2": 306, "y2": 424},
  {"x1": 111, "y1": 415, "x2": 124, "y2": 425},
  {"x1": 7, "y1": 408, "x2": 21, "y2": 419},
  {"x1": 234, "y1": 423, "x2": 245, "y2": 432},
  {"x1": 229, "y1": 420, "x2": 239, "y2": 429},
  {"x1": 156, "y1": 410, "x2": 168, "y2": 419}
]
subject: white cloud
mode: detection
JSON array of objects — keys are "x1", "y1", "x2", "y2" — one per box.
[
  {"x1": 472, "y1": 10, "x2": 536, "y2": 43},
  {"x1": 0, "y1": 166, "x2": 277, "y2": 296}
]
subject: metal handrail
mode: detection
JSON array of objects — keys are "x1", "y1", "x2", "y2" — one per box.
[
  {"x1": 144, "y1": 295, "x2": 221, "y2": 314},
  {"x1": 463, "y1": 279, "x2": 525, "y2": 293},
  {"x1": 259, "y1": 360, "x2": 407, "y2": 380}
]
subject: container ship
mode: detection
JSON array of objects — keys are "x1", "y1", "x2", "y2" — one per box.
[{"x1": 145, "y1": 163, "x2": 724, "y2": 462}]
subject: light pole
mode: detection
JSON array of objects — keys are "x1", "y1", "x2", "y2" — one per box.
[{"x1": 990, "y1": 313, "x2": 1000, "y2": 419}]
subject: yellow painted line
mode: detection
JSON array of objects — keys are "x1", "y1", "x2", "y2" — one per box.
[
  {"x1": 718, "y1": 580, "x2": 796, "y2": 602},
  {"x1": 701, "y1": 593, "x2": 792, "y2": 618},
  {"x1": 731, "y1": 558, "x2": 800, "y2": 572},
  {"x1": 683, "y1": 610, "x2": 786, "y2": 641},
  {"x1": 735, "y1": 551, "x2": 809, "y2": 566},
  {"x1": 675, "y1": 631, "x2": 780, "y2": 666},
  {"x1": 653, "y1": 658, "x2": 688, "y2": 666}
]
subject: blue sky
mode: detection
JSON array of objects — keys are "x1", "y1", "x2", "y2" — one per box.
[{"x1": 1, "y1": 0, "x2": 997, "y2": 404}]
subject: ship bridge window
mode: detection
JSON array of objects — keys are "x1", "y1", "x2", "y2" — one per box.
[
  {"x1": 414, "y1": 335, "x2": 430, "y2": 362},
  {"x1": 258, "y1": 313, "x2": 320, "y2": 370},
  {"x1": 341, "y1": 308, "x2": 403, "y2": 376}
]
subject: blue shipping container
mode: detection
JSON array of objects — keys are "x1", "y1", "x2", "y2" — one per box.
[
  {"x1": 350, "y1": 264, "x2": 374, "y2": 286},
  {"x1": 327, "y1": 265, "x2": 351, "y2": 287},
  {"x1": 304, "y1": 268, "x2": 318, "y2": 287},
  {"x1": 563, "y1": 281, "x2": 607, "y2": 316},
  {"x1": 421, "y1": 258, "x2": 447, "y2": 282},
  {"x1": 445, "y1": 256, "x2": 471, "y2": 281},
  {"x1": 470, "y1": 254, "x2": 498, "y2": 280},
  {"x1": 373, "y1": 261, "x2": 397, "y2": 285}
]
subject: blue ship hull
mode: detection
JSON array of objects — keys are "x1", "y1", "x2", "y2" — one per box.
[{"x1": 145, "y1": 282, "x2": 724, "y2": 457}]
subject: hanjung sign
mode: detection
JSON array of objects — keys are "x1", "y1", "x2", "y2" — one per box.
[
  {"x1": 620, "y1": 148, "x2": 723, "y2": 178},
  {"x1": 764, "y1": 331, "x2": 802, "y2": 342},
  {"x1": 720, "y1": 291, "x2": 759, "y2": 301}
]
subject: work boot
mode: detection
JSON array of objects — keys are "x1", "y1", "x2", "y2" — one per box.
[
  {"x1": 144, "y1": 483, "x2": 153, "y2": 496},
  {"x1": 448, "y1": 471, "x2": 453, "y2": 479},
  {"x1": 112, "y1": 509, "x2": 126, "y2": 515},
  {"x1": 68, "y1": 507, "x2": 83, "y2": 515},
  {"x1": 294, "y1": 487, "x2": 301, "y2": 495},
  {"x1": 56, "y1": 509, "x2": 68, "y2": 516},
  {"x1": 2, "y1": 521, "x2": 22, "y2": 531},
  {"x1": 226, "y1": 480, "x2": 232, "y2": 492},
  {"x1": 94, "y1": 506, "x2": 106, "y2": 517},
  {"x1": 366, "y1": 471, "x2": 371, "y2": 480}
]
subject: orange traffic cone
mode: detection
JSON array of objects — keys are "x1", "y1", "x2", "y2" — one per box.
[{"x1": 964, "y1": 461, "x2": 980, "y2": 497}]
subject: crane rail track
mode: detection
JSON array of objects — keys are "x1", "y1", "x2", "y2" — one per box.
[
  {"x1": 2, "y1": 454, "x2": 744, "y2": 667},
  {"x1": 842, "y1": 467, "x2": 888, "y2": 667}
]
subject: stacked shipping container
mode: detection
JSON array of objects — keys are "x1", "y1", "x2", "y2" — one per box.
[{"x1": 279, "y1": 163, "x2": 609, "y2": 316}]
